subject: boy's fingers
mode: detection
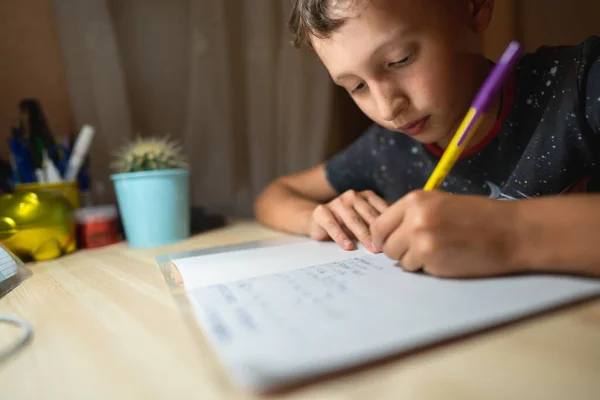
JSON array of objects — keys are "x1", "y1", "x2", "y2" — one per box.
[
  {"x1": 381, "y1": 222, "x2": 410, "y2": 265},
  {"x1": 363, "y1": 191, "x2": 389, "y2": 213},
  {"x1": 333, "y1": 202, "x2": 377, "y2": 252},
  {"x1": 314, "y1": 205, "x2": 354, "y2": 250},
  {"x1": 353, "y1": 196, "x2": 381, "y2": 225},
  {"x1": 398, "y1": 250, "x2": 422, "y2": 273},
  {"x1": 371, "y1": 200, "x2": 407, "y2": 251}
]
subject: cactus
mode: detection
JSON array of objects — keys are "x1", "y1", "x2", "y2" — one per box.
[{"x1": 112, "y1": 136, "x2": 187, "y2": 173}]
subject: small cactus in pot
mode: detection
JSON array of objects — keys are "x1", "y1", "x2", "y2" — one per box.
[
  {"x1": 112, "y1": 136, "x2": 187, "y2": 173},
  {"x1": 110, "y1": 135, "x2": 190, "y2": 248}
]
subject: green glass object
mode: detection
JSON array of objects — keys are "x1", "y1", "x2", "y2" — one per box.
[{"x1": 0, "y1": 191, "x2": 76, "y2": 261}]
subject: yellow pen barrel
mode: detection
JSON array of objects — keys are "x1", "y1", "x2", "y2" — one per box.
[{"x1": 424, "y1": 108, "x2": 483, "y2": 191}]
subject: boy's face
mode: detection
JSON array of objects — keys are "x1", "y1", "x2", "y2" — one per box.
[{"x1": 312, "y1": 0, "x2": 494, "y2": 147}]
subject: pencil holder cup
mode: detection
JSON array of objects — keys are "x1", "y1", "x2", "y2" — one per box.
[
  {"x1": 110, "y1": 169, "x2": 190, "y2": 248},
  {"x1": 14, "y1": 181, "x2": 81, "y2": 209}
]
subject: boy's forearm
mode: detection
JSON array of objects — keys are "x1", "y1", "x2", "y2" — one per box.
[
  {"x1": 254, "y1": 181, "x2": 318, "y2": 236},
  {"x1": 513, "y1": 195, "x2": 600, "y2": 276}
]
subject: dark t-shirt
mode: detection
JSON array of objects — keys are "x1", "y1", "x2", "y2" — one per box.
[{"x1": 325, "y1": 36, "x2": 600, "y2": 201}]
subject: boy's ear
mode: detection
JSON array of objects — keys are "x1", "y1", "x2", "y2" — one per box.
[{"x1": 468, "y1": 0, "x2": 494, "y2": 33}]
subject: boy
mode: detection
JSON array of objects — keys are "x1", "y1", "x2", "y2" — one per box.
[{"x1": 254, "y1": 0, "x2": 600, "y2": 278}]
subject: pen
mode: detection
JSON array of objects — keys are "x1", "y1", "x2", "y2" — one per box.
[
  {"x1": 9, "y1": 154, "x2": 20, "y2": 185},
  {"x1": 65, "y1": 124, "x2": 95, "y2": 181},
  {"x1": 8, "y1": 135, "x2": 36, "y2": 183},
  {"x1": 20, "y1": 99, "x2": 64, "y2": 168},
  {"x1": 423, "y1": 41, "x2": 522, "y2": 190},
  {"x1": 43, "y1": 150, "x2": 63, "y2": 183}
]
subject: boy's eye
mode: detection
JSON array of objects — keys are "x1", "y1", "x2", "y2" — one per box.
[
  {"x1": 351, "y1": 82, "x2": 366, "y2": 93},
  {"x1": 389, "y1": 54, "x2": 414, "y2": 67}
]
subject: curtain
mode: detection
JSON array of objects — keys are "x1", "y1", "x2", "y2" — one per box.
[{"x1": 51, "y1": 0, "x2": 334, "y2": 217}]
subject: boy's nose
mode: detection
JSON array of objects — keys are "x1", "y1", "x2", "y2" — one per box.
[{"x1": 372, "y1": 84, "x2": 407, "y2": 122}]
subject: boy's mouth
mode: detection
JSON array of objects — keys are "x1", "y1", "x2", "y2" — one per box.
[{"x1": 398, "y1": 116, "x2": 430, "y2": 136}]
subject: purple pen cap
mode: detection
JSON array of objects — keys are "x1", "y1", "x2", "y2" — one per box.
[{"x1": 472, "y1": 41, "x2": 522, "y2": 112}]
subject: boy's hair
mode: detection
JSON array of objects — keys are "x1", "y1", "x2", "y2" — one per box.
[{"x1": 288, "y1": 0, "x2": 352, "y2": 48}]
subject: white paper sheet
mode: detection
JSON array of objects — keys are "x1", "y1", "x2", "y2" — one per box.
[
  {"x1": 172, "y1": 240, "x2": 600, "y2": 392},
  {"x1": 173, "y1": 240, "x2": 375, "y2": 290}
]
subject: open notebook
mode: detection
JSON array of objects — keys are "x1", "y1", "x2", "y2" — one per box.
[{"x1": 160, "y1": 237, "x2": 600, "y2": 392}]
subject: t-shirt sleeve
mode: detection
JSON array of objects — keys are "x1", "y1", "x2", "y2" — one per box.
[
  {"x1": 579, "y1": 35, "x2": 600, "y2": 135},
  {"x1": 584, "y1": 54, "x2": 600, "y2": 134},
  {"x1": 324, "y1": 123, "x2": 382, "y2": 195},
  {"x1": 581, "y1": 38, "x2": 600, "y2": 191}
]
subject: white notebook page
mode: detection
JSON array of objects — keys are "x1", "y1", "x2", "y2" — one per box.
[{"x1": 172, "y1": 240, "x2": 600, "y2": 391}]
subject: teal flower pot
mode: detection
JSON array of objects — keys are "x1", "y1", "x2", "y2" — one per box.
[{"x1": 110, "y1": 169, "x2": 190, "y2": 248}]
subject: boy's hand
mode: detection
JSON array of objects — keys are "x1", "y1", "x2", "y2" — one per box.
[
  {"x1": 371, "y1": 190, "x2": 521, "y2": 278},
  {"x1": 310, "y1": 190, "x2": 388, "y2": 252}
]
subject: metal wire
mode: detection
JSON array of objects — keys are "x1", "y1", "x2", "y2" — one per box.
[{"x1": 0, "y1": 316, "x2": 33, "y2": 361}]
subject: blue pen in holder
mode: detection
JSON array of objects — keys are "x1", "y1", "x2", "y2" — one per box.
[{"x1": 8, "y1": 136, "x2": 36, "y2": 184}]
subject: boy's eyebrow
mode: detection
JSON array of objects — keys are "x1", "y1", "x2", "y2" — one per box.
[
  {"x1": 334, "y1": 73, "x2": 355, "y2": 83},
  {"x1": 333, "y1": 27, "x2": 414, "y2": 83}
]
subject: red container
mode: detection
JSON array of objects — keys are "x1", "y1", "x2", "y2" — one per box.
[{"x1": 75, "y1": 205, "x2": 120, "y2": 249}]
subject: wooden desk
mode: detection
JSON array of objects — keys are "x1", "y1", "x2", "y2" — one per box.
[{"x1": 1, "y1": 220, "x2": 599, "y2": 399}]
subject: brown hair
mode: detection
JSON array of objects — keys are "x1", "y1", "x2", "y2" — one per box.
[{"x1": 288, "y1": 0, "x2": 353, "y2": 48}]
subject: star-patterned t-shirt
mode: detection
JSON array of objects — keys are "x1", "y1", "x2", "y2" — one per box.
[{"x1": 325, "y1": 35, "x2": 600, "y2": 201}]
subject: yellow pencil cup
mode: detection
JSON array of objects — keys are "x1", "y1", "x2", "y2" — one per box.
[{"x1": 14, "y1": 181, "x2": 81, "y2": 209}]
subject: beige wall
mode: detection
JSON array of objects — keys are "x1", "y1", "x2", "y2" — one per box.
[
  {"x1": 0, "y1": 0, "x2": 73, "y2": 159},
  {"x1": 519, "y1": 0, "x2": 600, "y2": 51},
  {"x1": 484, "y1": 0, "x2": 600, "y2": 60}
]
